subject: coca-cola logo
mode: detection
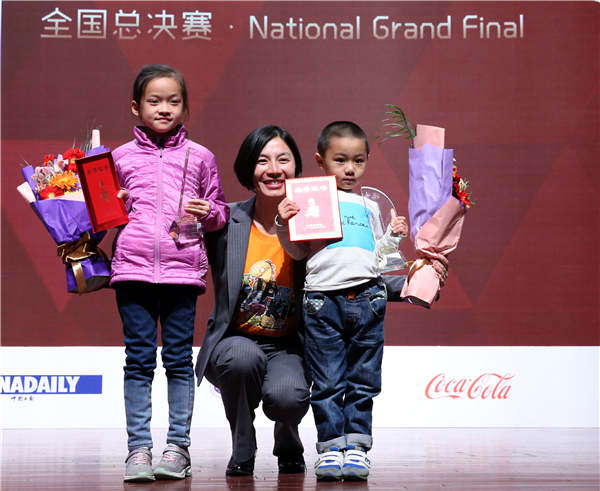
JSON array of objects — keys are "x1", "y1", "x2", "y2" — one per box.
[{"x1": 425, "y1": 373, "x2": 514, "y2": 400}]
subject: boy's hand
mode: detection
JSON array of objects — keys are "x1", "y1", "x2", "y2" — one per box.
[
  {"x1": 390, "y1": 209, "x2": 408, "y2": 237},
  {"x1": 430, "y1": 256, "x2": 449, "y2": 287},
  {"x1": 184, "y1": 199, "x2": 211, "y2": 219},
  {"x1": 117, "y1": 189, "x2": 129, "y2": 200},
  {"x1": 277, "y1": 198, "x2": 300, "y2": 224}
]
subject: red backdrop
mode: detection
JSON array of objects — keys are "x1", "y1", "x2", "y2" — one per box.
[{"x1": 2, "y1": 2, "x2": 598, "y2": 346}]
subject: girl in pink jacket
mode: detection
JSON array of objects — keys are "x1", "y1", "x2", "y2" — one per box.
[{"x1": 112, "y1": 64, "x2": 229, "y2": 482}]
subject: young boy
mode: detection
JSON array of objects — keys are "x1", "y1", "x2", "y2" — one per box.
[{"x1": 275, "y1": 121, "x2": 408, "y2": 481}]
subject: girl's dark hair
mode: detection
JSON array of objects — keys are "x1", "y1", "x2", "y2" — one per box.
[
  {"x1": 234, "y1": 125, "x2": 302, "y2": 191},
  {"x1": 132, "y1": 64, "x2": 189, "y2": 115},
  {"x1": 317, "y1": 120, "x2": 369, "y2": 156}
]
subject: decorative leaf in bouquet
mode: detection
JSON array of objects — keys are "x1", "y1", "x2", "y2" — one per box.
[{"x1": 377, "y1": 104, "x2": 416, "y2": 147}]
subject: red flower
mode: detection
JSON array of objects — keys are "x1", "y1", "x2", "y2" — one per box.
[
  {"x1": 65, "y1": 161, "x2": 79, "y2": 173},
  {"x1": 62, "y1": 148, "x2": 85, "y2": 162},
  {"x1": 452, "y1": 163, "x2": 473, "y2": 209},
  {"x1": 60, "y1": 148, "x2": 85, "y2": 173},
  {"x1": 43, "y1": 154, "x2": 55, "y2": 164},
  {"x1": 39, "y1": 185, "x2": 65, "y2": 200}
]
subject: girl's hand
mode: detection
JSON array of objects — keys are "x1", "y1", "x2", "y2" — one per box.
[
  {"x1": 117, "y1": 189, "x2": 129, "y2": 200},
  {"x1": 390, "y1": 209, "x2": 408, "y2": 237},
  {"x1": 184, "y1": 199, "x2": 211, "y2": 219},
  {"x1": 277, "y1": 198, "x2": 300, "y2": 224}
]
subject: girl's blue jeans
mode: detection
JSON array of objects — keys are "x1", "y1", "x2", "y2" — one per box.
[
  {"x1": 303, "y1": 278, "x2": 386, "y2": 454},
  {"x1": 115, "y1": 281, "x2": 199, "y2": 451}
]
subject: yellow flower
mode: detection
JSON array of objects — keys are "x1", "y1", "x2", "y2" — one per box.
[{"x1": 50, "y1": 171, "x2": 79, "y2": 191}]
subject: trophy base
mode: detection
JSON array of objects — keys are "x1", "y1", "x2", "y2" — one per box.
[{"x1": 169, "y1": 216, "x2": 203, "y2": 247}]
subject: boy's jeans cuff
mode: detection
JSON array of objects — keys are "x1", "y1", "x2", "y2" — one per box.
[
  {"x1": 346, "y1": 433, "x2": 373, "y2": 451},
  {"x1": 316, "y1": 436, "x2": 346, "y2": 454}
]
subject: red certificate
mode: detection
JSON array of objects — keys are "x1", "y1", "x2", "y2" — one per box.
[
  {"x1": 76, "y1": 152, "x2": 129, "y2": 233},
  {"x1": 285, "y1": 175, "x2": 342, "y2": 242}
]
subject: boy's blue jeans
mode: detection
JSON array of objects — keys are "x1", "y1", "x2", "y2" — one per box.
[
  {"x1": 115, "y1": 282, "x2": 199, "y2": 451},
  {"x1": 303, "y1": 278, "x2": 386, "y2": 454}
]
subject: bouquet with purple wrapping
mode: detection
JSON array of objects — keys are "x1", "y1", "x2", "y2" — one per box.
[
  {"x1": 17, "y1": 130, "x2": 112, "y2": 294},
  {"x1": 379, "y1": 107, "x2": 471, "y2": 308},
  {"x1": 401, "y1": 124, "x2": 466, "y2": 307}
]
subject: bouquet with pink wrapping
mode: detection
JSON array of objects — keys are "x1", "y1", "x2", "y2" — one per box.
[{"x1": 379, "y1": 107, "x2": 472, "y2": 307}]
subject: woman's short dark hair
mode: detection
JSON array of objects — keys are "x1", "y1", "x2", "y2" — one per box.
[
  {"x1": 132, "y1": 64, "x2": 189, "y2": 116},
  {"x1": 234, "y1": 125, "x2": 303, "y2": 190}
]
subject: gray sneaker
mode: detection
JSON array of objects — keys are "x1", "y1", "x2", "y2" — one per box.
[
  {"x1": 124, "y1": 447, "x2": 155, "y2": 482},
  {"x1": 153, "y1": 443, "x2": 192, "y2": 479}
]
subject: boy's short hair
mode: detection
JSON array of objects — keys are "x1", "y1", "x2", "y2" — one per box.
[
  {"x1": 317, "y1": 121, "x2": 370, "y2": 156},
  {"x1": 234, "y1": 125, "x2": 303, "y2": 191}
]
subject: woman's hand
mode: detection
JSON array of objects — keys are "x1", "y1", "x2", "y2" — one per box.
[
  {"x1": 276, "y1": 198, "x2": 300, "y2": 224},
  {"x1": 117, "y1": 189, "x2": 129, "y2": 200},
  {"x1": 184, "y1": 199, "x2": 211, "y2": 219}
]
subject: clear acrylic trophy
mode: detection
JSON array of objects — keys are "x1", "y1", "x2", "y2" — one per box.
[
  {"x1": 169, "y1": 148, "x2": 203, "y2": 247},
  {"x1": 169, "y1": 214, "x2": 202, "y2": 246},
  {"x1": 361, "y1": 186, "x2": 407, "y2": 273}
]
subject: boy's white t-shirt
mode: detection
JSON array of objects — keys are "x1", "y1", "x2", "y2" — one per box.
[{"x1": 278, "y1": 190, "x2": 382, "y2": 292}]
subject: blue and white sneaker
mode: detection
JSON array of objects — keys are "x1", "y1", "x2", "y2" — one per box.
[
  {"x1": 314, "y1": 447, "x2": 344, "y2": 481},
  {"x1": 342, "y1": 445, "x2": 371, "y2": 481}
]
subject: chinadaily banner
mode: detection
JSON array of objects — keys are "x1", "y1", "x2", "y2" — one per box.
[{"x1": 1, "y1": 2, "x2": 598, "y2": 427}]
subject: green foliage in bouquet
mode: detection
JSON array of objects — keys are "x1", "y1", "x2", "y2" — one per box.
[
  {"x1": 377, "y1": 104, "x2": 416, "y2": 147},
  {"x1": 76, "y1": 125, "x2": 102, "y2": 154}
]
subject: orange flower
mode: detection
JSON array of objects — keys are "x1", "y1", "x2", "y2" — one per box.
[{"x1": 50, "y1": 171, "x2": 79, "y2": 191}]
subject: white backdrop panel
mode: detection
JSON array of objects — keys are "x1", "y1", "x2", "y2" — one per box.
[{"x1": 1, "y1": 346, "x2": 598, "y2": 428}]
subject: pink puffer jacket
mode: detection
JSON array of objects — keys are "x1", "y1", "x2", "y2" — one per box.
[{"x1": 110, "y1": 125, "x2": 229, "y2": 289}]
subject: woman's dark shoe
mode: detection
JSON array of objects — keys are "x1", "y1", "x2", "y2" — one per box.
[
  {"x1": 278, "y1": 455, "x2": 306, "y2": 474},
  {"x1": 226, "y1": 456, "x2": 255, "y2": 476}
]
